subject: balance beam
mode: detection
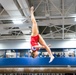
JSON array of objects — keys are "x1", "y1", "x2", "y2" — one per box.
[{"x1": 0, "y1": 67, "x2": 76, "y2": 73}]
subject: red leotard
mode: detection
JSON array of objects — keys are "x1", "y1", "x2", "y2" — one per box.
[{"x1": 30, "y1": 34, "x2": 39, "y2": 51}]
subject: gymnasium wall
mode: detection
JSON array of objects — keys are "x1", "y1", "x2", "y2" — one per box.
[{"x1": 0, "y1": 39, "x2": 76, "y2": 49}]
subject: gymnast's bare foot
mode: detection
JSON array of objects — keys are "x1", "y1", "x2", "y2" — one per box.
[
  {"x1": 31, "y1": 6, "x2": 34, "y2": 9},
  {"x1": 31, "y1": 6, "x2": 34, "y2": 12}
]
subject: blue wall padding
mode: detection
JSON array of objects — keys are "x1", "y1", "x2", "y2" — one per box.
[{"x1": 0, "y1": 57, "x2": 76, "y2": 67}]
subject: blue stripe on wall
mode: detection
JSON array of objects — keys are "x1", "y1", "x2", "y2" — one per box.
[{"x1": 0, "y1": 57, "x2": 76, "y2": 67}]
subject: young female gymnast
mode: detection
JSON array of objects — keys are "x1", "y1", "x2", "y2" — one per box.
[{"x1": 30, "y1": 6, "x2": 54, "y2": 63}]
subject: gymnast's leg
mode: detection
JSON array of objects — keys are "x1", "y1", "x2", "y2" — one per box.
[
  {"x1": 30, "y1": 6, "x2": 39, "y2": 58},
  {"x1": 31, "y1": 6, "x2": 39, "y2": 36},
  {"x1": 39, "y1": 34, "x2": 54, "y2": 63}
]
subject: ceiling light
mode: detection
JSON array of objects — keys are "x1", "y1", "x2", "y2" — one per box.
[
  {"x1": 74, "y1": 17, "x2": 76, "y2": 21},
  {"x1": 12, "y1": 20, "x2": 23, "y2": 24}
]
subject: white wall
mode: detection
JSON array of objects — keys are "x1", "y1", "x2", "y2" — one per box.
[
  {"x1": 0, "y1": 40, "x2": 30, "y2": 49},
  {"x1": 0, "y1": 39, "x2": 76, "y2": 49},
  {"x1": 45, "y1": 39, "x2": 76, "y2": 48}
]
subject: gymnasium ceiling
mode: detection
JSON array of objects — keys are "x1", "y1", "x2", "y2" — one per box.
[{"x1": 0, "y1": 0, "x2": 76, "y2": 40}]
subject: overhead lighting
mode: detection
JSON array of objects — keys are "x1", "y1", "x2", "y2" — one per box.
[
  {"x1": 69, "y1": 38, "x2": 76, "y2": 40},
  {"x1": 74, "y1": 17, "x2": 76, "y2": 21},
  {"x1": 12, "y1": 20, "x2": 23, "y2": 24}
]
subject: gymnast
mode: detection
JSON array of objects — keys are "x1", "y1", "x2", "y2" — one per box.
[{"x1": 30, "y1": 6, "x2": 54, "y2": 63}]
